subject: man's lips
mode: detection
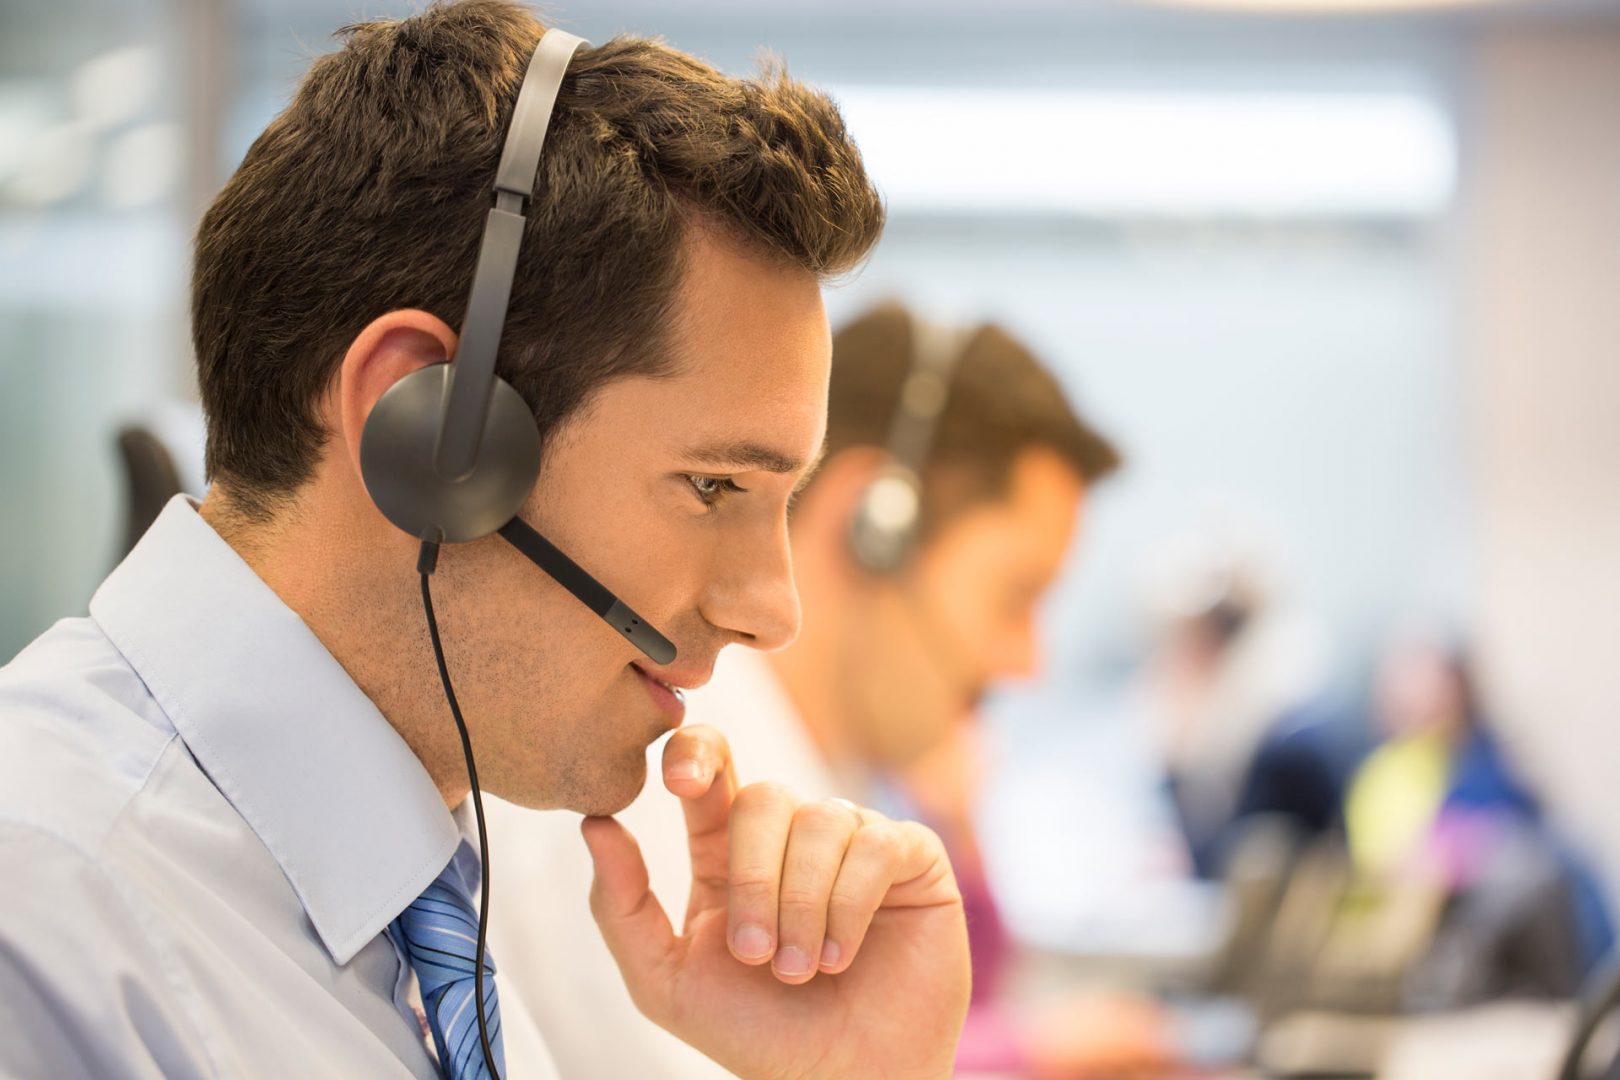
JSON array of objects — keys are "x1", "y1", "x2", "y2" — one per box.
[
  {"x1": 631, "y1": 662, "x2": 691, "y2": 727},
  {"x1": 629, "y1": 662, "x2": 711, "y2": 694}
]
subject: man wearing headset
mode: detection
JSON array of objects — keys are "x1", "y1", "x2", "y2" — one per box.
[
  {"x1": 489, "y1": 302, "x2": 1136, "y2": 1078},
  {"x1": 0, "y1": 3, "x2": 972, "y2": 1078}
]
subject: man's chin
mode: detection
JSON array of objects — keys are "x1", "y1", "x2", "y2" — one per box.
[{"x1": 566, "y1": 754, "x2": 650, "y2": 818}]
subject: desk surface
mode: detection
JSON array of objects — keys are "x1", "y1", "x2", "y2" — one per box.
[
  {"x1": 1380, "y1": 1001, "x2": 1574, "y2": 1080},
  {"x1": 1261, "y1": 1000, "x2": 1574, "y2": 1080}
]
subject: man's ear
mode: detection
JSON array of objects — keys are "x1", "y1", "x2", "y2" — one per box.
[
  {"x1": 788, "y1": 446, "x2": 892, "y2": 571},
  {"x1": 330, "y1": 309, "x2": 459, "y2": 480}
]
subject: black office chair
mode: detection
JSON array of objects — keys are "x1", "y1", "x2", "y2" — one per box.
[
  {"x1": 115, "y1": 425, "x2": 184, "y2": 559},
  {"x1": 1559, "y1": 952, "x2": 1620, "y2": 1080}
]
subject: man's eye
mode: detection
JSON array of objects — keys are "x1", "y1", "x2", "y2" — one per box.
[{"x1": 686, "y1": 474, "x2": 745, "y2": 508}]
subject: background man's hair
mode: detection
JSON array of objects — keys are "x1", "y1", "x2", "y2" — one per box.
[
  {"x1": 192, "y1": 0, "x2": 885, "y2": 520},
  {"x1": 822, "y1": 302, "x2": 1122, "y2": 537}
]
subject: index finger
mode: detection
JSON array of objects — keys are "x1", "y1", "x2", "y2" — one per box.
[{"x1": 661, "y1": 725, "x2": 738, "y2": 895}]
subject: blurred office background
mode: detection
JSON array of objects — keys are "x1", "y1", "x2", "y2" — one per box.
[{"x1": 4, "y1": 0, "x2": 1620, "y2": 1075}]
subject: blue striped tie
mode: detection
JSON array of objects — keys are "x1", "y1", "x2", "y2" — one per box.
[{"x1": 391, "y1": 855, "x2": 505, "y2": 1079}]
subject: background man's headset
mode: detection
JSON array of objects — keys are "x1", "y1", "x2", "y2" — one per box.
[
  {"x1": 846, "y1": 313, "x2": 993, "y2": 710},
  {"x1": 846, "y1": 312, "x2": 975, "y2": 574},
  {"x1": 356, "y1": 29, "x2": 674, "y2": 1080}
]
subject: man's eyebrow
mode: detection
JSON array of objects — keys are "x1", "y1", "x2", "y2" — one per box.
[
  {"x1": 680, "y1": 440, "x2": 822, "y2": 478},
  {"x1": 794, "y1": 444, "x2": 828, "y2": 494}
]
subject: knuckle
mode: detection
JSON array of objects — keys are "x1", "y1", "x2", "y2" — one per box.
[
  {"x1": 794, "y1": 800, "x2": 855, "y2": 834},
  {"x1": 903, "y1": 818, "x2": 941, "y2": 844},
  {"x1": 827, "y1": 885, "x2": 870, "y2": 916},
  {"x1": 776, "y1": 887, "x2": 828, "y2": 914},
  {"x1": 853, "y1": 823, "x2": 904, "y2": 863},
  {"x1": 734, "y1": 781, "x2": 794, "y2": 816},
  {"x1": 729, "y1": 872, "x2": 779, "y2": 901},
  {"x1": 904, "y1": 820, "x2": 945, "y2": 858}
]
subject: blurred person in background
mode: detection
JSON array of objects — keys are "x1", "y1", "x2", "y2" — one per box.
[
  {"x1": 1343, "y1": 632, "x2": 1613, "y2": 1006},
  {"x1": 489, "y1": 301, "x2": 1172, "y2": 1078},
  {"x1": 1142, "y1": 543, "x2": 1351, "y2": 879}
]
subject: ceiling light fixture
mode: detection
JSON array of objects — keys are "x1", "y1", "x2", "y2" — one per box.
[
  {"x1": 833, "y1": 87, "x2": 1454, "y2": 219},
  {"x1": 1140, "y1": 0, "x2": 1510, "y2": 13}
]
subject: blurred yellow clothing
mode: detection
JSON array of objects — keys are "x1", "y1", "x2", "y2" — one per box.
[{"x1": 1345, "y1": 731, "x2": 1450, "y2": 877}]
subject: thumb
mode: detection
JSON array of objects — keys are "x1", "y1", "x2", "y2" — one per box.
[{"x1": 581, "y1": 815, "x2": 677, "y2": 1024}]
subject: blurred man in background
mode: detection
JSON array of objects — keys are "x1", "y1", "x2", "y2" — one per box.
[{"x1": 488, "y1": 301, "x2": 1161, "y2": 1078}]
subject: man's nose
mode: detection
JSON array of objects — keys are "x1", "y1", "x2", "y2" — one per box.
[{"x1": 702, "y1": 517, "x2": 800, "y2": 652}]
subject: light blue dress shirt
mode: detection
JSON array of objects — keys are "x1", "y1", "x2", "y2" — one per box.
[{"x1": 0, "y1": 497, "x2": 507, "y2": 1077}]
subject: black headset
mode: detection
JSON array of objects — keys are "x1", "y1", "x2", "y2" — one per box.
[
  {"x1": 846, "y1": 311, "x2": 974, "y2": 574},
  {"x1": 359, "y1": 27, "x2": 675, "y2": 667},
  {"x1": 354, "y1": 29, "x2": 674, "y2": 1080}
]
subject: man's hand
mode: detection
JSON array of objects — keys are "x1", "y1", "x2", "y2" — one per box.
[{"x1": 580, "y1": 725, "x2": 971, "y2": 1080}]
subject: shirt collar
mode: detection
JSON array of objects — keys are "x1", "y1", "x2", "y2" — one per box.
[{"x1": 90, "y1": 496, "x2": 460, "y2": 964}]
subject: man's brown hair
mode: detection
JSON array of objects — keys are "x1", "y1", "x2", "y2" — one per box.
[
  {"x1": 192, "y1": 0, "x2": 884, "y2": 520},
  {"x1": 824, "y1": 302, "x2": 1121, "y2": 537}
]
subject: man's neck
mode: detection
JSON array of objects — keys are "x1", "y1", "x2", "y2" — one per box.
[{"x1": 198, "y1": 485, "x2": 472, "y2": 809}]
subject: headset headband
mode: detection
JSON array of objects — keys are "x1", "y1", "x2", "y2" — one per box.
[
  {"x1": 846, "y1": 310, "x2": 975, "y2": 574},
  {"x1": 435, "y1": 30, "x2": 585, "y2": 483},
  {"x1": 883, "y1": 314, "x2": 972, "y2": 479},
  {"x1": 361, "y1": 27, "x2": 674, "y2": 664}
]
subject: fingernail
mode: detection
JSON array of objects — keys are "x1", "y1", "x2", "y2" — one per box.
[
  {"x1": 774, "y1": 945, "x2": 812, "y2": 977},
  {"x1": 733, "y1": 923, "x2": 772, "y2": 960},
  {"x1": 819, "y1": 940, "x2": 841, "y2": 968},
  {"x1": 666, "y1": 760, "x2": 702, "y2": 782}
]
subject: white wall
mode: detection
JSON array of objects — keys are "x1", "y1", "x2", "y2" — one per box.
[{"x1": 1467, "y1": 22, "x2": 1620, "y2": 897}]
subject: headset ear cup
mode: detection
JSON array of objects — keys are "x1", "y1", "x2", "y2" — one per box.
[
  {"x1": 849, "y1": 509, "x2": 902, "y2": 574},
  {"x1": 848, "y1": 466, "x2": 923, "y2": 574},
  {"x1": 360, "y1": 365, "x2": 541, "y2": 543}
]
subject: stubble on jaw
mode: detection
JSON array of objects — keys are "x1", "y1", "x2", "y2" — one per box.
[{"x1": 482, "y1": 684, "x2": 659, "y2": 816}]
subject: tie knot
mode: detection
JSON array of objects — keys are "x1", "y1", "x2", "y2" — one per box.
[{"x1": 397, "y1": 869, "x2": 496, "y2": 989}]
